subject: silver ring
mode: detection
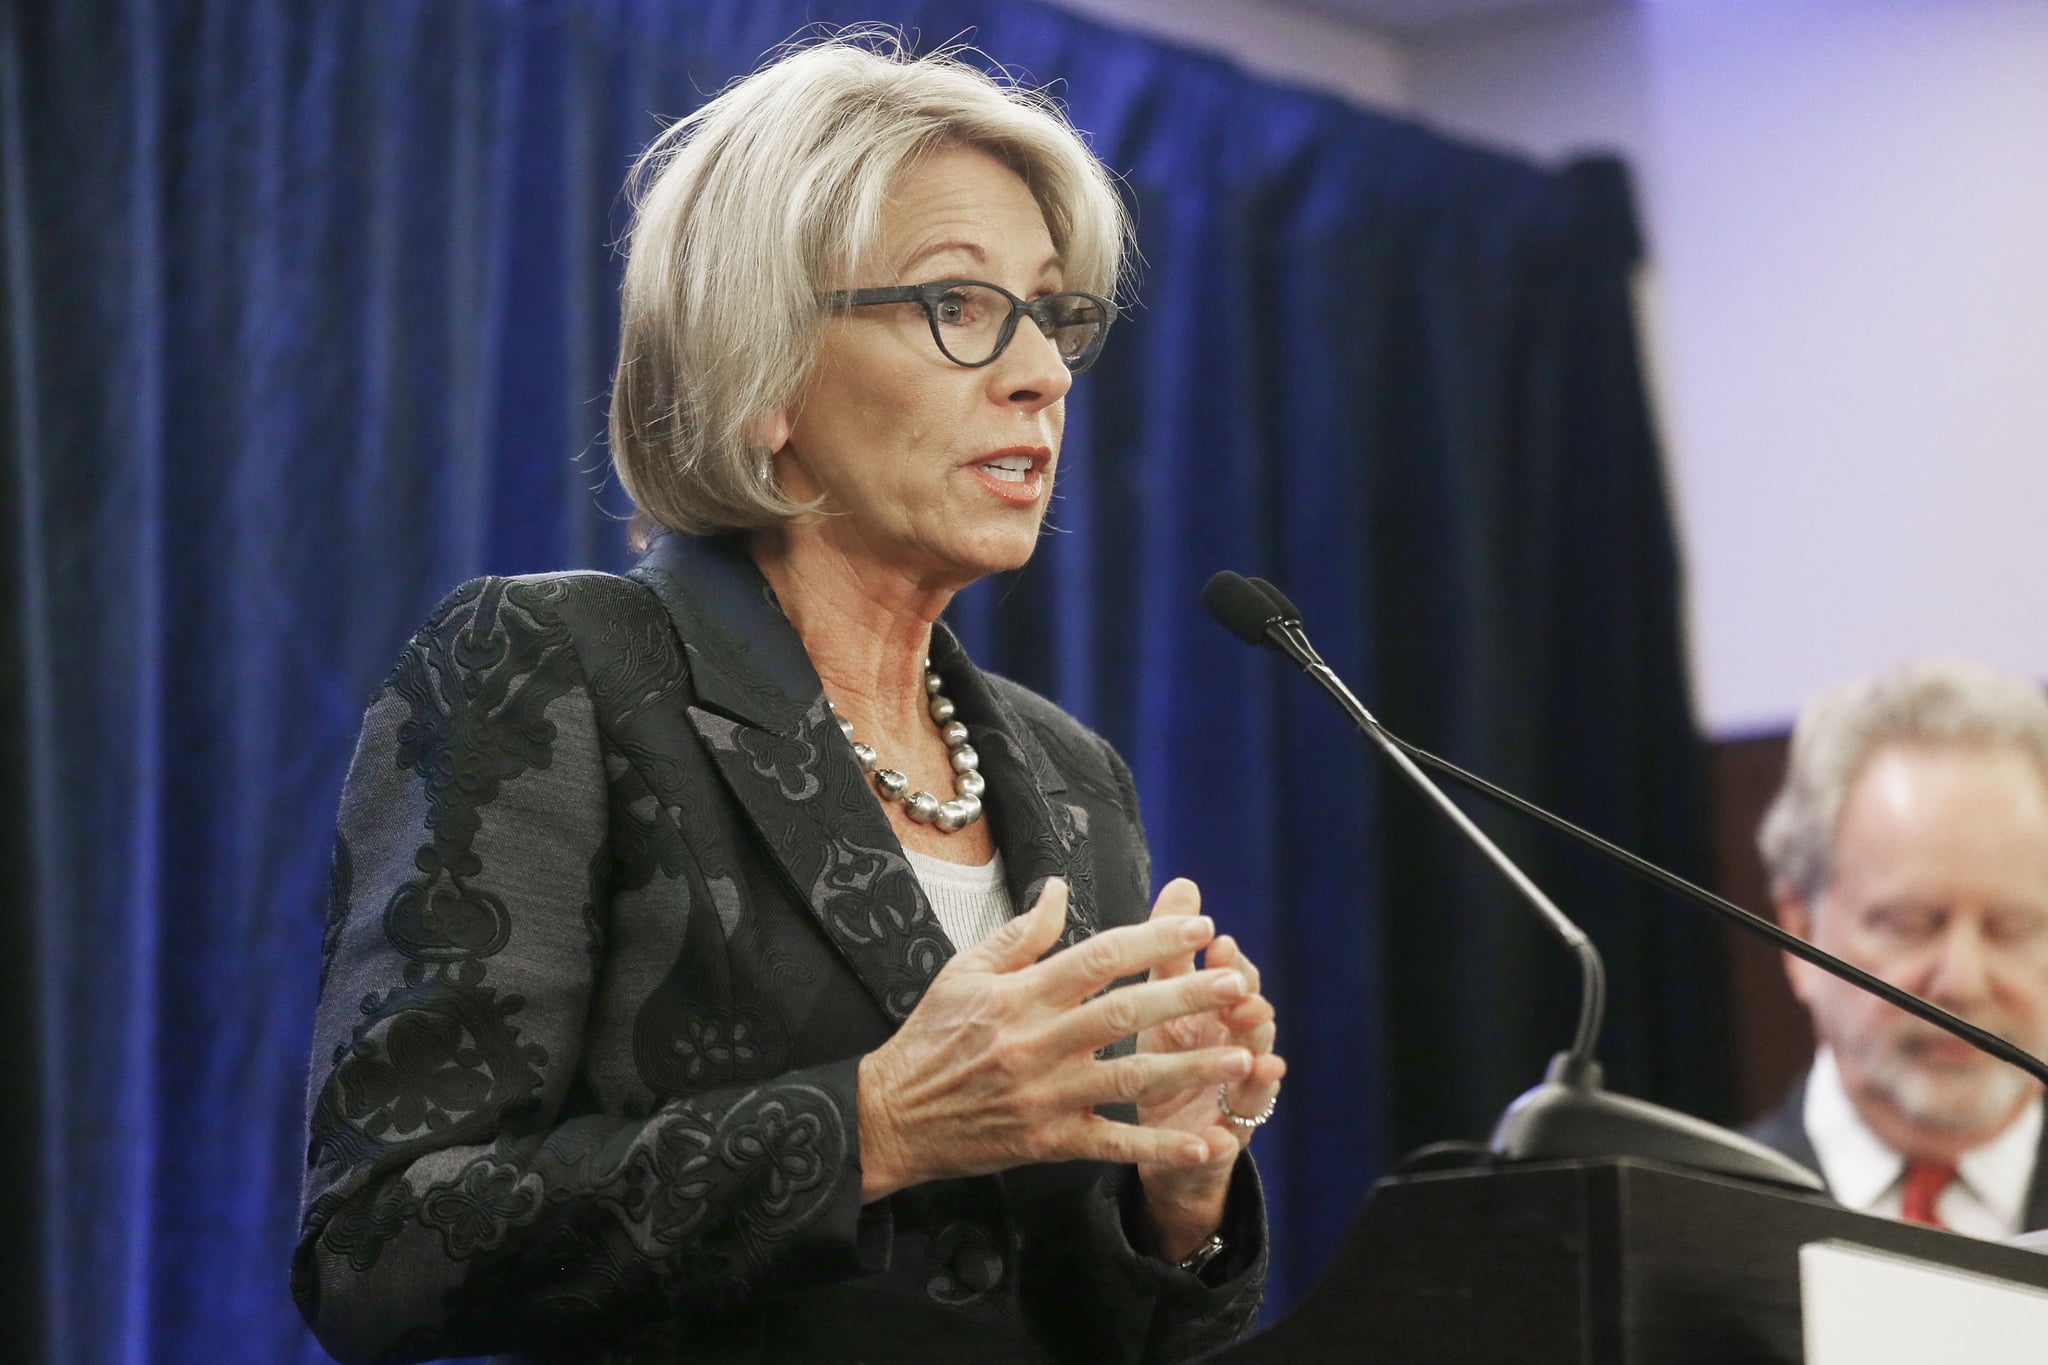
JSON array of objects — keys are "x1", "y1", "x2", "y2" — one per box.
[{"x1": 1217, "y1": 1083, "x2": 1277, "y2": 1130}]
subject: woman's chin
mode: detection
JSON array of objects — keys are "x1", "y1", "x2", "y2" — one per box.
[
  {"x1": 784, "y1": 504, "x2": 1048, "y2": 589},
  {"x1": 955, "y1": 524, "x2": 1046, "y2": 580}
]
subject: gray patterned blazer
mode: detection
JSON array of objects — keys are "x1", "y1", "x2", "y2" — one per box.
[{"x1": 295, "y1": 532, "x2": 1266, "y2": 1364}]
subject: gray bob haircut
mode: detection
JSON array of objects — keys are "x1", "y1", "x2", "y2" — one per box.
[
  {"x1": 1758, "y1": 658, "x2": 2048, "y2": 901},
  {"x1": 608, "y1": 31, "x2": 1133, "y2": 539}
]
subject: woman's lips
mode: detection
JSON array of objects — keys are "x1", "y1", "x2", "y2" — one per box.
[{"x1": 968, "y1": 449, "x2": 1049, "y2": 505}]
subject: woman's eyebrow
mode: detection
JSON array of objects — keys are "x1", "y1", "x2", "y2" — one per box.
[
  {"x1": 896, "y1": 242, "x2": 1066, "y2": 279},
  {"x1": 900, "y1": 240, "x2": 986, "y2": 274}
]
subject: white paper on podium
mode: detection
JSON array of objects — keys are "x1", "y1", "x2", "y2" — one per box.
[{"x1": 1801, "y1": 1238, "x2": 2048, "y2": 1364}]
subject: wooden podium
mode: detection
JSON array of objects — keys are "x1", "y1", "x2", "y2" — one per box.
[{"x1": 1206, "y1": 1157, "x2": 2048, "y2": 1364}]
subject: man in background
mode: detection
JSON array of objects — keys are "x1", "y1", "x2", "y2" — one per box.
[{"x1": 1747, "y1": 659, "x2": 2048, "y2": 1237}]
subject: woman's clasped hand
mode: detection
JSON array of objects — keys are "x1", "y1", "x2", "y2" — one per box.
[{"x1": 860, "y1": 877, "x2": 1286, "y2": 1223}]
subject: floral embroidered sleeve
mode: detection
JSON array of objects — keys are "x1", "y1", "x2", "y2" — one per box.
[{"x1": 293, "y1": 579, "x2": 880, "y2": 1365}]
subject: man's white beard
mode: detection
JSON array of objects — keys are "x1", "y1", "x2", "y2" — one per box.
[{"x1": 1868, "y1": 1041, "x2": 2039, "y2": 1135}]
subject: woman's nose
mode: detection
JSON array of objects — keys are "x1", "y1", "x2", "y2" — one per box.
[{"x1": 990, "y1": 322, "x2": 1073, "y2": 412}]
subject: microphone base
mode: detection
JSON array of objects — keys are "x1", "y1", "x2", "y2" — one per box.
[{"x1": 1490, "y1": 1053, "x2": 1827, "y2": 1193}]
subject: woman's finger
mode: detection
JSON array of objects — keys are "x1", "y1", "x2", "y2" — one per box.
[
  {"x1": 1053, "y1": 1045, "x2": 1255, "y2": 1112},
  {"x1": 1060, "y1": 1113, "x2": 1229, "y2": 1169},
  {"x1": 1206, "y1": 934, "x2": 1261, "y2": 997},
  {"x1": 963, "y1": 877, "x2": 1070, "y2": 972},
  {"x1": 1029, "y1": 910, "x2": 1216, "y2": 1002},
  {"x1": 1224, "y1": 1012, "x2": 1277, "y2": 1056},
  {"x1": 1219, "y1": 1055, "x2": 1287, "y2": 1126},
  {"x1": 1039, "y1": 967, "x2": 1247, "y2": 1054},
  {"x1": 1144, "y1": 879, "x2": 1203, "y2": 982}
]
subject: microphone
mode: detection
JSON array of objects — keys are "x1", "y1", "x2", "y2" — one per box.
[
  {"x1": 1203, "y1": 570, "x2": 1829, "y2": 1190},
  {"x1": 1200, "y1": 572, "x2": 1288, "y2": 645}
]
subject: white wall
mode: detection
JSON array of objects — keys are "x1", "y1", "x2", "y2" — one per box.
[
  {"x1": 1406, "y1": 0, "x2": 2048, "y2": 737},
  {"x1": 1044, "y1": 0, "x2": 2048, "y2": 738}
]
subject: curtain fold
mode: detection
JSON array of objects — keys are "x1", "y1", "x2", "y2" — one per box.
[{"x1": 4, "y1": 2, "x2": 1727, "y2": 1360}]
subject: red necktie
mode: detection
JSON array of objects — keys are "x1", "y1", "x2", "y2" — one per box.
[{"x1": 1899, "y1": 1159, "x2": 1958, "y2": 1228}]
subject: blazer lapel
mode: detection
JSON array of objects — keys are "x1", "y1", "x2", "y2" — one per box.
[
  {"x1": 630, "y1": 535, "x2": 951, "y2": 1023},
  {"x1": 931, "y1": 624, "x2": 1100, "y2": 953}
]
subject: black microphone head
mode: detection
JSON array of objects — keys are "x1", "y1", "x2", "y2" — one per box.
[
  {"x1": 1202, "y1": 571, "x2": 1280, "y2": 645},
  {"x1": 1247, "y1": 577, "x2": 1302, "y2": 625}
]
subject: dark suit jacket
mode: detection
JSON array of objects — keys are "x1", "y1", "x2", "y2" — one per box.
[
  {"x1": 294, "y1": 533, "x2": 1265, "y2": 1364},
  {"x1": 1746, "y1": 1073, "x2": 2048, "y2": 1234}
]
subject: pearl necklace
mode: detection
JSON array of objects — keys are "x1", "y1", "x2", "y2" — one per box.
[{"x1": 829, "y1": 660, "x2": 986, "y2": 833}]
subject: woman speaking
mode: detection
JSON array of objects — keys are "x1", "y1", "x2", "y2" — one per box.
[{"x1": 295, "y1": 34, "x2": 1285, "y2": 1364}]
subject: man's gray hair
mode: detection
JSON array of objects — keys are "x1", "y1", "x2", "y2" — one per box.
[
  {"x1": 1758, "y1": 658, "x2": 2048, "y2": 901},
  {"x1": 608, "y1": 29, "x2": 1132, "y2": 539}
]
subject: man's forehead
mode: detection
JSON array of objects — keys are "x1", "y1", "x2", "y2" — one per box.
[
  {"x1": 1844, "y1": 742, "x2": 2048, "y2": 823},
  {"x1": 1829, "y1": 742, "x2": 2048, "y2": 907}
]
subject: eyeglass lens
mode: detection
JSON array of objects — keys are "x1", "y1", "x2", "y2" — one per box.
[{"x1": 929, "y1": 285, "x2": 1110, "y2": 370}]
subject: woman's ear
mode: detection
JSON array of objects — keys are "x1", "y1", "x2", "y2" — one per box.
[{"x1": 750, "y1": 411, "x2": 793, "y2": 455}]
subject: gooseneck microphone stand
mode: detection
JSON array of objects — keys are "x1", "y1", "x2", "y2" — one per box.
[{"x1": 1205, "y1": 570, "x2": 1850, "y2": 1189}]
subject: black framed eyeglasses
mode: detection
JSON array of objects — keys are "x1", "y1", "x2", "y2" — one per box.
[{"x1": 820, "y1": 279, "x2": 1119, "y2": 374}]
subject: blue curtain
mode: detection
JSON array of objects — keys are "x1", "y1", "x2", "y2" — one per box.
[{"x1": 3, "y1": 1, "x2": 1728, "y2": 1360}]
